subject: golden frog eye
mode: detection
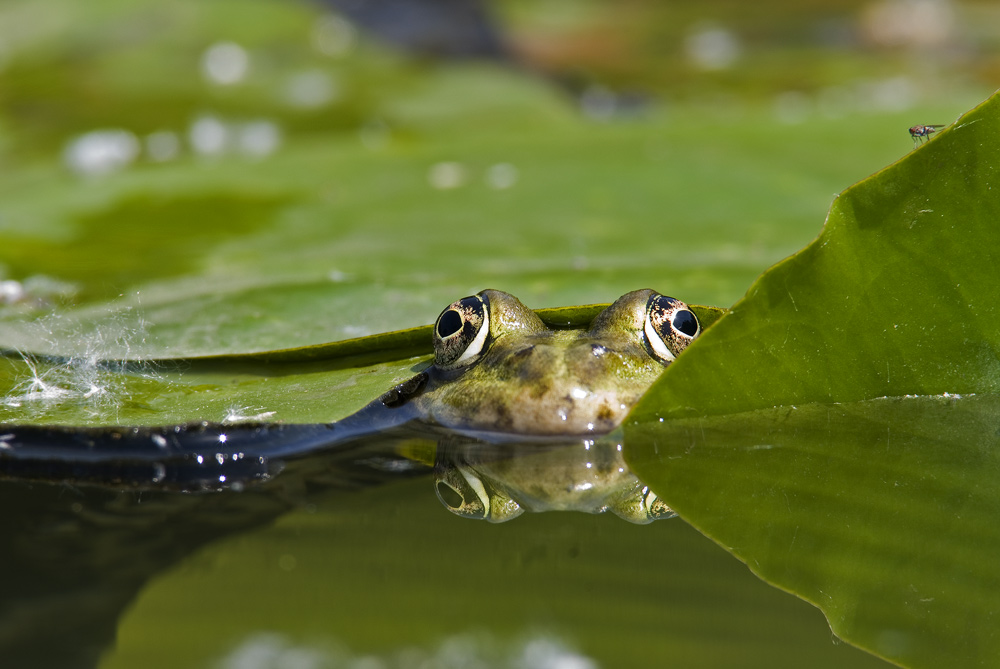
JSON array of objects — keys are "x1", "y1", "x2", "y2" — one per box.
[
  {"x1": 643, "y1": 294, "x2": 701, "y2": 364},
  {"x1": 432, "y1": 293, "x2": 490, "y2": 368}
]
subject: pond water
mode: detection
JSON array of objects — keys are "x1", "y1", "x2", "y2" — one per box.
[{"x1": 0, "y1": 425, "x2": 891, "y2": 668}]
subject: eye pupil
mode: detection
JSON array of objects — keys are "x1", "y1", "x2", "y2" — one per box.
[
  {"x1": 432, "y1": 293, "x2": 490, "y2": 368},
  {"x1": 437, "y1": 309, "x2": 463, "y2": 338},
  {"x1": 436, "y1": 481, "x2": 465, "y2": 509},
  {"x1": 643, "y1": 293, "x2": 701, "y2": 365},
  {"x1": 672, "y1": 310, "x2": 698, "y2": 336}
]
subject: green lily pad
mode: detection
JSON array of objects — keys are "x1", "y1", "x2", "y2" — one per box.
[{"x1": 627, "y1": 92, "x2": 1000, "y2": 667}]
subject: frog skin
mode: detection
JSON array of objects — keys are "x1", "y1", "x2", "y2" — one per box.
[
  {"x1": 376, "y1": 288, "x2": 701, "y2": 437},
  {"x1": 371, "y1": 288, "x2": 701, "y2": 523}
]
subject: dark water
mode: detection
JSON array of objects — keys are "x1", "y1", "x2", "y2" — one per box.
[{"x1": 0, "y1": 421, "x2": 891, "y2": 668}]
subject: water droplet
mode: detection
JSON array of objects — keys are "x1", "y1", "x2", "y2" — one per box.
[
  {"x1": 63, "y1": 129, "x2": 140, "y2": 176},
  {"x1": 201, "y1": 42, "x2": 249, "y2": 85},
  {"x1": 189, "y1": 116, "x2": 229, "y2": 156},
  {"x1": 685, "y1": 24, "x2": 741, "y2": 71},
  {"x1": 428, "y1": 162, "x2": 466, "y2": 190},
  {"x1": 485, "y1": 163, "x2": 518, "y2": 190},
  {"x1": 284, "y1": 70, "x2": 338, "y2": 109},
  {"x1": 312, "y1": 14, "x2": 355, "y2": 57},
  {"x1": 237, "y1": 120, "x2": 282, "y2": 158}
]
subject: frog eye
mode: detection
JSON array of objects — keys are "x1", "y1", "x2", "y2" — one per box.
[
  {"x1": 435, "y1": 466, "x2": 488, "y2": 520},
  {"x1": 644, "y1": 294, "x2": 701, "y2": 364},
  {"x1": 434, "y1": 464, "x2": 525, "y2": 522},
  {"x1": 433, "y1": 293, "x2": 491, "y2": 368}
]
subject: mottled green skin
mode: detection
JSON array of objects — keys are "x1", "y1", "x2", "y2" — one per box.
[{"x1": 416, "y1": 289, "x2": 668, "y2": 436}]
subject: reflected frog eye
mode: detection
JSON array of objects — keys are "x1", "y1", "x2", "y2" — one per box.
[
  {"x1": 433, "y1": 293, "x2": 491, "y2": 368},
  {"x1": 643, "y1": 294, "x2": 701, "y2": 364},
  {"x1": 434, "y1": 464, "x2": 525, "y2": 522}
]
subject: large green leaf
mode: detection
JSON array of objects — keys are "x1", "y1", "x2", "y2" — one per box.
[{"x1": 627, "y1": 92, "x2": 1000, "y2": 666}]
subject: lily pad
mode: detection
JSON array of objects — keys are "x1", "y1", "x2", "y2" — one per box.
[{"x1": 627, "y1": 91, "x2": 1000, "y2": 667}]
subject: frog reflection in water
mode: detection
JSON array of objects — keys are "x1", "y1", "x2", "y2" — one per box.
[{"x1": 375, "y1": 289, "x2": 701, "y2": 523}]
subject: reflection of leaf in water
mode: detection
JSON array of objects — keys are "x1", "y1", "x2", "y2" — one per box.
[
  {"x1": 627, "y1": 91, "x2": 1000, "y2": 667},
  {"x1": 628, "y1": 395, "x2": 1000, "y2": 668}
]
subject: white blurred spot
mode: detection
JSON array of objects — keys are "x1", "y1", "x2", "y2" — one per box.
[
  {"x1": 312, "y1": 14, "x2": 356, "y2": 57},
  {"x1": 0, "y1": 280, "x2": 25, "y2": 304},
  {"x1": 189, "y1": 116, "x2": 230, "y2": 156},
  {"x1": 237, "y1": 121, "x2": 282, "y2": 158},
  {"x1": 217, "y1": 632, "x2": 334, "y2": 669},
  {"x1": 188, "y1": 117, "x2": 282, "y2": 159},
  {"x1": 201, "y1": 42, "x2": 249, "y2": 85},
  {"x1": 428, "y1": 161, "x2": 467, "y2": 190},
  {"x1": 862, "y1": 76, "x2": 917, "y2": 111},
  {"x1": 685, "y1": 24, "x2": 741, "y2": 71},
  {"x1": 145, "y1": 131, "x2": 181, "y2": 162},
  {"x1": 773, "y1": 91, "x2": 811, "y2": 124},
  {"x1": 519, "y1": 638, "x2": 598, "y2": 669},
  {"x1": 284, "y1": 70, "x2": 339, "y2": 109},
  {"x1": 486, "y1": 162, "x2": 518, "y2": 190},
  {"x1": 861, "y1": 0, "x2": 956, "y2": 48},
  {"x1": 216, "y1": 631, "x2": 597, "y2": 669},
  {"x1": 83, "y1": 383, "x2": 105, "y2": 398},
  {"x1": 223, "y1": 406, "x2": 277, "y2": 424},
  {"x1": 63, "y1": 129, "x2": 140, "y2": 176}
]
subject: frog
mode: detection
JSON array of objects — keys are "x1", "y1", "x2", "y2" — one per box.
[
  {"x1": 376, "y1": 288, "x2": 701, "y2": 436},
  {"x1": 367, "y1": 288, "x2": 702, "y2": 523}
]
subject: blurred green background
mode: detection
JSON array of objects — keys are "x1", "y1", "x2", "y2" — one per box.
[{"x1": 0, "y1": 0, "x2": 993, "y2": 359}]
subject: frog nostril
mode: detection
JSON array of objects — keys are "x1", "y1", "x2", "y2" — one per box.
[
  {"x1": 437, "y1": 309, "x2": 463, "y2": 338},
  {"x1": 436, "y1": 481, "x2": 465, "y2": 509},
  {"x1": 511, "y1": 345, "x2": 535, "y2": 362}
]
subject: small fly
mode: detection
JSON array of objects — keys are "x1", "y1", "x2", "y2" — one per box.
[{"x1": 909, "y1": 124, "x2": 944, "y2": 147}]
